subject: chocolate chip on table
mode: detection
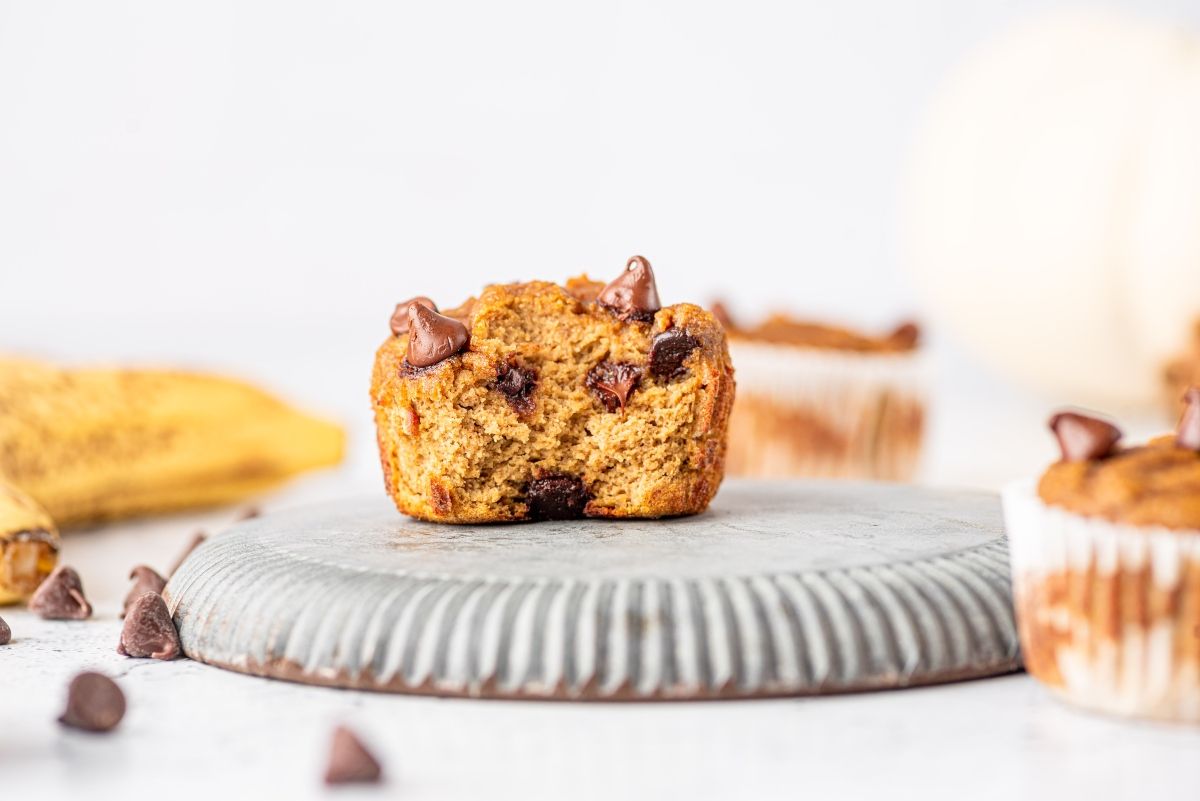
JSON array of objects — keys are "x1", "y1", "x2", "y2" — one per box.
[
  {"x1": 405, "y1": 303, "x2": 470, "y2": 368},
  {"x1": 28, "y1": 565, "x2": 92, "y2": 620},
  {"x1": 649, "y1": 329, "x2": 701, "y2": 381},
  {"x1": 59, "y1": 672, "x2": 125, "y2": 733},
  {"x1": 491, "y1": 361, "x2": 538, "y2": 414},
  {"x1": 586, "y1": 362, "x2": 643, "y2": 413},
  {"x1": 123, "y1": 565, "x2": 167, "y2": 617},
  {"x1": 324, "y1": 725, "x2": 383, "y2": 785},
  {"x1": 389, "y1": 296, "x2": 438, "y2": 336},
  {"x1": 118, "y1": 592, "x2": 182, "y2": 660},
  {"x1": 1177, "y1": 387, "x2": 1200, "y2": 451},
  {"x1": 525, "y1": 475, "x2": 590, "y2": 520},
  {"x1": 597, "y1": 255, "x2": 662, "y2": 322},
  {"x1": 1048, "y1": 411, "x2": 1122, "y2": 462},
  {"x1": 0, "y1": 615, "x2": 10, "y2": 645}
]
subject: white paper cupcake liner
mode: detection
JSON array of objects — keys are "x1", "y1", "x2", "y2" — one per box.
[
  {"x1": 1002, "y1": 479, "x2": 1200, "y2": 722},
  {"x1": 725, "y1": 341, "x2": 926, "y2": 480}
]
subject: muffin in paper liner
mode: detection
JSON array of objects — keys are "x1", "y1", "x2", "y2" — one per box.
[
  {"x1": 1003, "y1": 479, "x2": 1200, "y2": 722},
  {"x1": 724, "y1": 340, "x2": 926, "y2": 480}
]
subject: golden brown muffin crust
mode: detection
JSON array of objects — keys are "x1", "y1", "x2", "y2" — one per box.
[
  {"x1": 371, "y1": 278, "x2": 734, "y2": 523},
  {"x1": 1037, "y1": 435, "x2": 1200, "y2": 529},
  {"x1": 722, "y1": 312, "x2": 918, "y2": 353}
]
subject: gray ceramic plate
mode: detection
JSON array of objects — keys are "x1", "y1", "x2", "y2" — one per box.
[{"x1": 166, "y1": 480, "x2": 1020, "y2": 700}]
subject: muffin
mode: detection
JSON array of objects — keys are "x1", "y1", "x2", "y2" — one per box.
[
  {"x1": 1002, "y1": 394, "x2": 1200, "y2": 722},
  {"x1": 371, "y1": 257, "x2": 735, "y2": 523},
  {"x1": 713, "y1": 305, "x2": 924, "y2": 480}
]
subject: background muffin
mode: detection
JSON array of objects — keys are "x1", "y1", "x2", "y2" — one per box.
[{"x1": 715, "y1": 305, "x2": 924, "y2": 481}]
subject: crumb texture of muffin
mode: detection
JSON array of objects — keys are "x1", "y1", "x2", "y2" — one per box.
[
  {"x1": 1004, "y1": 403, "x2": 1200, "y2": 722},
  {"x1": 716, "y1": 309, "x2": 924, "y2": 481},
  {"x1": 371, "y1": 261, "x2": 734, "y2": 523}
]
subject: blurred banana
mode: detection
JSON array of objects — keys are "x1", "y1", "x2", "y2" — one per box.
[
  {"x1": 0, "y1": 480, "x2": 59, "y2": 604},
  {"x1": 0, "y1": 357, "x2": 345, "y2": 527}
]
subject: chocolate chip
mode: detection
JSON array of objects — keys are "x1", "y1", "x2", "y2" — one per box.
[
  {"x1": 525, "y1": 475, "x2": 589, "y2": 520},
  {"x1": 649, "y1": 329, "x2": 700, "y2": 381},
  {"x1": 389, "y1": 296, "x2": 437, "y2": 336},
  {"x1": 406, "y1": 303, "x2": 470, "y2": 368},
  {"x1": 118, "y1": 592, "x2": 182, "y2": 660},
  {"x1": 59, "y1": 672, "x2": 125, "y2": 733},
  {"x1": 324, "y1": 725, "x2": 383, "y2": 785},
  {"x1": 1049, "y1": 412, "x2": 1122, "y2": 462},
  {"x1": 0, "y1": 615, "x2": 10, "y2": 645},
  {"x1": 123, "y1": 565, "x2": 167, "y2": 617},
  {"x1": 888, "y1": 321, "x2": 920, "y2": 349},
  {"x1": 168, "y1": 530, "x2": 207, "y2": 578},
  {"x1": 1177, "y1": 387, "x2": 1200, "y2": 451},
  {"x1": 597, "y1": 255, "x2": 661, "y2": 322},
  {"x1": 586, "y1": 362, "x2": 643, "y2": 412},
  {"x1": 28, "y1": 565, "x2": 92, "y2": 620},
  {"x1": 491, "y1": 361, "x2": 538, "y2": 414},
  {"x1": 710, "y1": 301, "x2": 736, "y2": 330}
]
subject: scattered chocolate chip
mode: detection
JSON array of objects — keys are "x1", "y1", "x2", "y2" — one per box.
[
  {"x1": 168, "y1": 530, "x2": 208, "y2": 578},
  {"x1": 0, "y1": 615, "x2": 10, "y2": 645},
  {"x1": 59, "y1": 672, "x2": 125, "y2": 733},
  {"x1": 118, "y1": 592, "x2": 182, "y2": 660},
  {"x1": 525, "y1": 475, "x2": 589, "y2": 521},
  {"x1": 406, "y1": 303, "x2": 470, "y2": 368},
  {"x1": 1049, "y1": 412, "x2": 1122, "y2": 462},
  {"x1": 389, "y1": 296, "x2": 438, "y2": 336},
  {"x1": 586, "y1": 362, "x2": 643, "y2": 412},
  {"x1": 888, "y1": 321, "x2": 921, "y2": 349},
  {"x1": 491, "y1": 361, "x2": 538, "y2": 414},
  {"x1": 1177, "y1": 387, "x2": 1200, "y2": 451},
  {"x1": 649, "y1": 329, "x2": 701, "y2": 381},
  {"x1": 710, "y1": 301, "x2": 736, "y2": 330},
  {"x1": 597, "y1": 255, "x2": 661, "y2": 322},
  {"x1": 324, "y1": 725, "x2": 383, "y2": 785},
  {"x1": 235, "y1": 506, "x2": 261, "y2": 521},
  {"x1": 123, "y1": 565, "x2": 167, "y2": 617},
  {"x1": 28, "y1": 566, "x2": 92, "y2": 620}
]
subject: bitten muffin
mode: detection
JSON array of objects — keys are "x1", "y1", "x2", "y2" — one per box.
[
  {"x1": 371, "y1": 257, "x2": 735, "y2": 523},
  {"x1": 1002, "y1": 394, "x2": 1200, "y2": 722},
  {"x1": 713, "y1": 305, "x2": 924, "y2": 481}
]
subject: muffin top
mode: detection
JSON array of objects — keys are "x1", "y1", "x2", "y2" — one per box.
[
  {"x1": 712, "y1": 304, "x2": 919, "y2": 353},
  {"x1": 1037, "y1": 390, "x2": 1200, "y2": 529}
]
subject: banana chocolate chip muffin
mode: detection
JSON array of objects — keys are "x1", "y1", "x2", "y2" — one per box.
[
  {"x1": 1002, "y1": 392, "x2": 1200, "y2": 722},
  {"x1": 371, "y1": 257, "x2": 735, "y2": 523},
  {"x1": 713, "y1": 305, "x2": 924, "y2": 481}
]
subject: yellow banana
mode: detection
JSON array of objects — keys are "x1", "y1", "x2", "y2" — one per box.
[
  {"x1": 0, "y1": 479, "x2": 59, "y2": 604},
  {"x1": 0, "y1": 357, "x2": 345, "y2": 527}
]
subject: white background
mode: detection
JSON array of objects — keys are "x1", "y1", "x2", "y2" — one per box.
[{"x1": 2, "y1": 0, "x2": 1198, "y2": 486}]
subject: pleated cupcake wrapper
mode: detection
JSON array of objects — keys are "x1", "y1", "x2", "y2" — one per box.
[
  {"x1": 1002, "y1": 480, "x2": 1200, "y2": 722},
  {"x1": 725, "y1": 341, "x2": 927, "y2": 480}
]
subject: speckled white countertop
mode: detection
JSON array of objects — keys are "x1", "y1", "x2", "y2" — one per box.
[{"x1": 4, "y1": 475, "x2": 1200, "y2": 801}]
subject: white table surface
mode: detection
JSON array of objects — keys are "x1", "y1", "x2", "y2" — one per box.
[{"x1": 5, "y1": 473, "x2": 1200, "y2": 801}]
